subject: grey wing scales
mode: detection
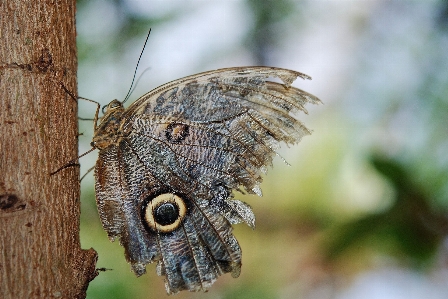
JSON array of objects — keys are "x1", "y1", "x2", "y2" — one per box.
[
  {"x1": 94, "y1": 67, "x2": 320, "y2": 293},
  {"x1": 95, "y1": 127, "x2": 244, "y2": 293},
  {"x1": 127, "y1": 67, "x2": 321, "y2": 195}
]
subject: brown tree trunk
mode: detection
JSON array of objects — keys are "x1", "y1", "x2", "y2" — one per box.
[{"x1": 0, "y1": 1, "x2": 98, "y2": 298}]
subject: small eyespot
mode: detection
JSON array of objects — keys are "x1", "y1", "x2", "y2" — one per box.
[
  {"x1": 144, "y1": 193, "x2": 187, "y2": 233},
  {"x1": 165, "y1": 123, "x2": 189, "y2": 143}
]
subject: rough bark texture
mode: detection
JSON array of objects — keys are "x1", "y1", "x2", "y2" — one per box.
[{"x1": 0, "y1": 1, "x2": 98, "y2": 298}]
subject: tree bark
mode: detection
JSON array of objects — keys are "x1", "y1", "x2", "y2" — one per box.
[{"x1": 0, "y1": 1, "x2": 98, "y2": 298}]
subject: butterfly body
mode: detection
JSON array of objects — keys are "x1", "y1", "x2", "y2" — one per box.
[{"x1": 92, "y1": 66, "x2": 320, "y2": 293}]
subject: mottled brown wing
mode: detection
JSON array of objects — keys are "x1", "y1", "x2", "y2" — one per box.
[
  {"x1": 94, "y1": 66, "x2": 320, "y2": 294},
  {"x1": 123, "y1": 67, "x2": 321, "y2": 196}
]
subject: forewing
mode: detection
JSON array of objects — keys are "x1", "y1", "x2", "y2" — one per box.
[{"x1": 124, "y1": 67, "x2": 321, "y2": 195}]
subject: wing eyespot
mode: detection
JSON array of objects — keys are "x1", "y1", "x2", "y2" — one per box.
[
  {"x1": 165, "y1": 123, "x2": 190, "y2": 143},
  {"x1": 143, "y1": 193, "x2": 187, "y2": 233}
]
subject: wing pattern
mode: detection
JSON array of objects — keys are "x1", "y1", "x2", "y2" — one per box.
[{"x1": 93, "y1": 67, "x2": 320, "y2": 293}]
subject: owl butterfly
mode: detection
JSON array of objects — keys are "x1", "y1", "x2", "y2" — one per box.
[{"x1": 92, "y1": 66, "x2": 320, "y2": 294}]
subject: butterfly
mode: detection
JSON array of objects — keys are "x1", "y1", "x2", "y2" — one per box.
[{"x1": 91, "y1": 66, "x2": 321, "y2": 294}]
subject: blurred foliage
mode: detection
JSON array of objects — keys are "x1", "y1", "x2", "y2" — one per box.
[
  {"x1": 77, "y1": 0, "x2": 180, "y2": 62},
  {"x1": 245, "y1": 0, "x2": 297, "y2": 64},
  {"x1": 324, "y1": 155, "x2": 448, "y2": 268}
]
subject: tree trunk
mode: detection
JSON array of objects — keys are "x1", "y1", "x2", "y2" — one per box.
[{"x1": 0, "y1": 1, "x2": 98, "y2": 298}]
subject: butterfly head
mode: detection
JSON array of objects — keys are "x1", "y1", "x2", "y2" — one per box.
[{"x1": 101, "y1": 99, "x2": 123, "y2": 114}]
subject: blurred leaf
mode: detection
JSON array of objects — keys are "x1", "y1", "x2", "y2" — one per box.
[
  {"x1": 324, "y1": 155, "x2": 448, "y2": 268},
  {"x1": 245, "y1": 0, "x2": 298, "y2": 64},
  {"x1": 77, "y1": 0, "x2": 182, "y2": 62},
  {"x1": 222, "y1": 282, "x2": 277, "y2": 299}
]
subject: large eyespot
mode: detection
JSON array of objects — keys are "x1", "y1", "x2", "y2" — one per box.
[{"x1": 144, "y1": 193, "x2": 187, "y2": 233}]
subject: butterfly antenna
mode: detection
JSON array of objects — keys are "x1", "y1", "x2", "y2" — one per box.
[
  {"x1": 126, "y1": 66, "x2": 152, "y2": 98},
  {"x1": 123, "y1": 28, "x2": 152, "y2": 104}
]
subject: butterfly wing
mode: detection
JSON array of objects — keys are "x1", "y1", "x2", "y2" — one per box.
[
  {"x1": 124, "y1": 67, "x2": 320, "y2": 195},
  {"x1": 94, "y1": 67, "x2": 320, "y2": 293}
]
